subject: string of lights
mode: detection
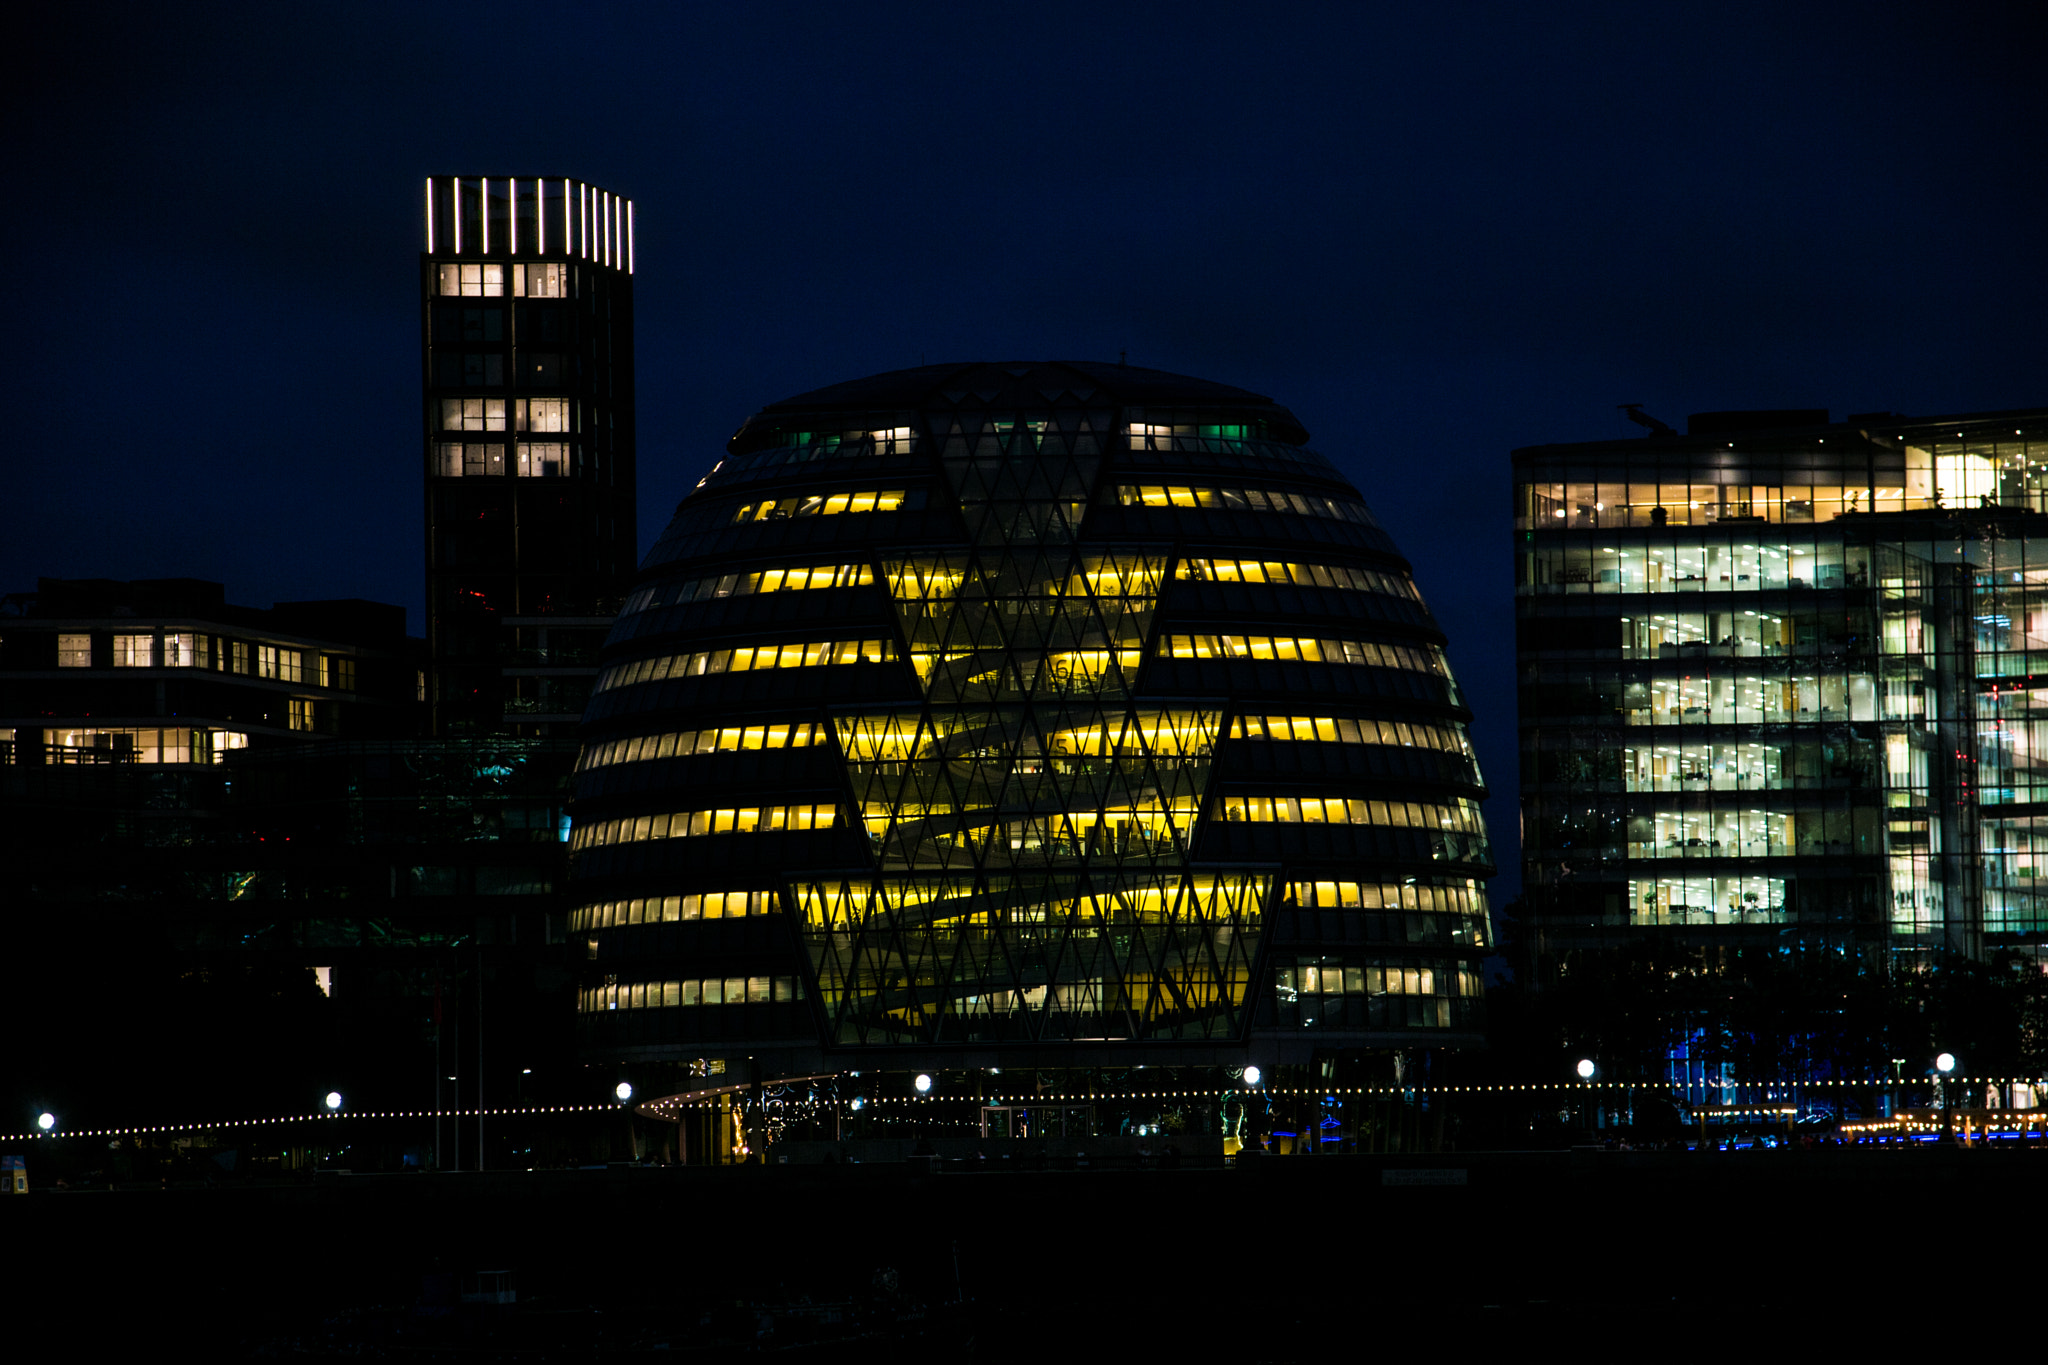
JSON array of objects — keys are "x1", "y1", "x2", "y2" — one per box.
[
  {"x1": 15, "y1": 1076, "x2": 2037, "y2": 1143},
  {"x1": 1, "y1": 1103, "x2": 613, "y2": 1144}
]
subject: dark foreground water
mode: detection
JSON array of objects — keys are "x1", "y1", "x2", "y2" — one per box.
[{"x1": 9, "y1": 1146, "x2": 2037, "y2": 1358}]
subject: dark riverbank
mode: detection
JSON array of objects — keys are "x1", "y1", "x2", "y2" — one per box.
[{"x1": 12, "y1": 1146, "x2": 2035, "y2": 1357}]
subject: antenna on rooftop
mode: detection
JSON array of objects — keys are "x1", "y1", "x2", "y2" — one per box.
[{"x1": 1619, "y1": 403, "x2": 1675, "y2": 436}]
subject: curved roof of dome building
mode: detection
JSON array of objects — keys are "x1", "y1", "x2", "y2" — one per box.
[{"x1": 730, "y1": 360, "x2": 1310, "y2": 453}]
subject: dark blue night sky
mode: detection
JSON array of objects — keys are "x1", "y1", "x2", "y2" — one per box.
[{"x1": 11, "y1": 2, "x2": 2047, "y2": 901}]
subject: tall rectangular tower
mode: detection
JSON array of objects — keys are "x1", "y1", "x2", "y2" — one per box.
[{"x1": 423, "y1": 176, "x2": 637, "y2": 736}]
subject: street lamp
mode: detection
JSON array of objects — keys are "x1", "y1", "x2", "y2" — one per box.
[
  {"x1": 36, "y1": 1112, "x2": 55, "y2": 1133},
  {"x1": 1935, "y1": 1052, "x2": 1956, "y2": 1075},
  {"x1": 614, "y1": 1081, "x2": 634, "y2": 1104},
  {"x1": 324, "y1": 1091, "x2": 343, "y2": 1112},
  {"x1": 1576, "y1": 1058, "x2": 1596, "y2": 1080},
  {"x1": 914, "y1": 1073, "x2": 933, "y2": 1094},
  {"x1": 1242, "y1": 1065, "x2": 1263, "y2": 1087},
  {"x1": 850, "y1": 1096, "x2": 866, "y2": 1111}
]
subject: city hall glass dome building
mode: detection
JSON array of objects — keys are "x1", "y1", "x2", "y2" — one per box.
[{"x1": 569, "y1": 361, "x2": 1493, "y2": 1091}]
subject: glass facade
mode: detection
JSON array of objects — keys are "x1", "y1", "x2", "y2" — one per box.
[
  {"x1": 572, "y1": 361, "x2": 1495, "y2": 1081},
  {"x1": 1516, "y1": 407, "x2": 2048, "y2": 975}
]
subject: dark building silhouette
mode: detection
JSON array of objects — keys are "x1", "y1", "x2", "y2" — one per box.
[
  {"x1": 0, "y1": 173, "x2": 643, "y2": 1149},
  {"x1": 423, "y1": 176, "x2": 637, "y2": 737},
  {"x1": 569, "y1": 362, "x2": 1496, "y2": 1141}
]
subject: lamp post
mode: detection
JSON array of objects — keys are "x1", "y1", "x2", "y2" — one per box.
[
  {"x1": 36, "y1": 1112, "x2": 55, "y2": 1134},
  {"x1": 1934, "y1": 1052, "x2": 1956, "y2": 1140},
  {"x1": 1575, "y1": 1059, "x2": 1596, "y2": 1137}
]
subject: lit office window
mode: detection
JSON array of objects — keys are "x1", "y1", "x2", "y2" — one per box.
[
  {"x1": 288, "y1": 698, "x2": 314, "y2": 731},
  {"x1": 595, "y1": 639, "x2": 897, "y2": 693},
  {"x1": 1159, "y1": 634, "x2": 1446, "y2": 675},
  {"x1": 1220, "y1": 793, "x2": 1488, "y2": 835},
  {"x1": 441, "y1": 398, "x2": 508, "y2": 432},
  {"x1": 513, "y1": 263, "x2": 565, "y2": 297},
  {"x1": 569, "y1": 804, "x2": 840, "y2": 851},
  {"x1": 111, "y1": 634, "x2": 153, "y2": 668},
  {"x1": 570, "y1": 889, "x2": 780, "y2": 929},
  {"x1": 621, "y1": 564, "x2": 873, "y2": 615},
  {"x1": 517, "y1": 442, "x2": 567, "y2": 477},
  {"x1": 257, "y1": 646, "x2": 303, "y2": 683},
  {"x1": 437, "y1": 262, "x2": 504, "y2": 296},
  {"x1": 1178, "y1": 558, "x2": 1418, "y2": 599},
  {"x1": 57, "y1": 634, "x2": 90, "y2": 668},
  {"x1": 438, "y1": 442, "x2": 504, "y2": 476},
  {"x1": 330, "y1": 658, "x2": 356, "y2": 692},
  {"x1": 730, "y1": 490, "x2": 918, "y2": 524},
  {"x1": 1115, "y1": 484, "x2": 1376, "y2": 525},
  {"x1": 230, "y1": 641, "x2": 251, "y2": 675},
  {"x1": 517, "y1": 398, "x2": 570, "y2": 432},
  {"x1": 162, "y1": 633, "x2": 207, "y2": 668},
  {"x1": 577, "y1": 975, "x2": 805, "y2": 1012},
  {"x1": 1231, "y1": 714, "x2": 1473, "y2": 754},
  {"x1": 576, "y1": 721, "x2": 826, "y2": 771}
]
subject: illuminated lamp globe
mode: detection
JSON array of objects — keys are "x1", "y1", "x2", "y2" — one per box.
[
  {"x1": 324, "y1": 1091, "x2": 343, "y2": 1112},
  {"x1": 1576, "y1": 1058, "x2": 1596, "y2": 1080},
  {"x1": 914, "y1": 1073, "x2": 933, "y2": 1094},
  {"x1": 1242, "y1": 1066, "x2": 1262, "y2": 1087},
  {"x1": 1935, "y1": 1053, "x2": 1956, "y2": 1075},
  {"x1": 850, "y1": 1096, "x2": 866, "y2": 1111},
  {"x1": 614, "y1": 1081, "x2": 635, "y2": 1103},
  {"x1": 36, "y1": 1112, "x2": 55, "y2": 1132}
]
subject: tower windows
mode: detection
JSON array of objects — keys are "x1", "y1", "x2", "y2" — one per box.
[
  {"x1": 441, "y1": 398, "x2": 507, "y2": 431},
  {"x1": 436, "y1": 262, "x2": 504, "y2": 296}
]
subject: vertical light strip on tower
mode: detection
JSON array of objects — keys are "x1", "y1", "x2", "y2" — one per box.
[
  {"x1": 425, "y1": 178, "x2": 434, "y2": 253},
  {"x1": 627, "y1": 201, "x2": 634, "y2": 274},
  {"x1": 509, "y1": 178, "x2": 518, "y2": 254},
  {"x1": 562, "y1": 179, "x2": 571, "y2": 258},
  {"x1": 481, "y1": 178, "x2": 489, "y2": 255},
  {"x1": 453, "y1": 178, "x2": 463, "y2": 255}
]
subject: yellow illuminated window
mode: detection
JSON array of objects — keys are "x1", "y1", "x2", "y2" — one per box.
[
  {"x1": 568, "y1": 804, "x2": 840, "y2": 850},
  {"x1": 576, "y1": 720, "x2": 825, "y2": 770},
  {"x1": 57, "y1": 634, "x2": 91, "y2": 667},
  {"x1": 516, "y1": 398, "x2": 570, "y2": 432},
  {"x1": 1229, "y1": 714, "x2": 1473, "y2": 754},
  {"x1": 39, "y1": 726, "x2": 238, "y2": 765},
  {"x1": 512, "y1": 262, "x2": 566, "y2": 297},
  {"x1": 1289, "y1": 878, "x2": 1487, "y2": 919},
  {"x1": 623, "y1": 564, "x2": 873, "y2": 615},
  {"x1": 440, "y1": 398, "x2": 507, "y2": 431},
  {"x1": 1158, "y1": 635, "x2": 1446, "y2": 675},
  {"x1": 287, "y1": 698, "x2": 315, "y2": 731},
  {"x1": 1114, "y1": 484, "x2": 1374, "y2": 525},
  {"x1": 1221, "y1": 793, "x2": 1486, "y2": 835},
  {"x1": 437, "y1": 262, "x2": 504, "y2": 296},
  {"x1": 576, "y1": 974, "x2": 804, "y2": 1011},
  {"x1": 1178, "y1": 558, "x2": 1417, "y2": 600},
  {"x1": 731, "y1": 489, "x2": 919, "y2": 524},
  {"x1": 595, "y1": 638, "x2": 897, "y2": 693},
  {"x1": 569, "y1": 889, "x2": 780, "y2": 929}
]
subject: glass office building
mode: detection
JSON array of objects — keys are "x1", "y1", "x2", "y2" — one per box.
[
  {"x1": 422, "y1": 176, "x2": 637, "y2": 737},
  {"x1": 1516, "y1": 406, "x2": 2048, "y2": 979},
  {"x1": 570, "y1": 361, "x2": 1495, "y2": 1095}
]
